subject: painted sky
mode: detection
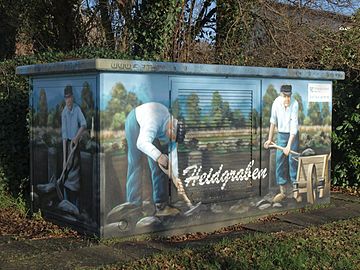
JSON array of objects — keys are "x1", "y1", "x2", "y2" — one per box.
[
  {"x1": 100, "y1": 73, "x2": 169, "y2": 110},
  {"x1": 262, "y1": 79, "x2": 333, "y2": 115}
]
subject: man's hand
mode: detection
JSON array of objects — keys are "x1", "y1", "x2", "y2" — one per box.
[
  {"x1": 71, "y1": 137, "x2": 79, "y2": 147},
  {"x1": 157, "y1": 154, "x2": 169, "y2": 169},
  {"x1": 283, "y1": 145, "x2": 291, "y2": 156},
  {"x1": 264, "y1": 140, "x2": 272, "y2": 149}
]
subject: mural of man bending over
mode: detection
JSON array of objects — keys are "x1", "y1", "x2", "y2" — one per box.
[
  {"x1": 264, "y1": 85, "x2": 299, "y2": 203},
  {"x1": 119, "y1": 102, "x2": 186, "y2": 217}
]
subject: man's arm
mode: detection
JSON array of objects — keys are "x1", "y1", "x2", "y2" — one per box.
[
  {"x1": 136, "y1": 126, "x2": 162, "y2": 161},
  {"x1": 71, "y1": 126, "x2": 86, "y2": 146},
  {"x1": 71, "y1": 107, "x2": 87, "y2": 146},
  {"x1": 284, "y1": 102, "x2": 299, "y2": 156},
  {"x1": 61, "y1": 111, "x2": 67, "y2": 170},
  {"x1": 264, "y1": 100, "x2": 277, "y2": 149},
  {"x1": 283, "y1": 134, "x2": 295, "y2": 156},
  {"x1": 264, "y1": 123, "x2": 275, "y2": 149}
]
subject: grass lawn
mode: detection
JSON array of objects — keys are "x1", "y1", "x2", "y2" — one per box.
[
  {"x1": 1, "y1": 184, "x2": 359, "y2": 269},
  {"x1": 104, "y1": 217, "x2": 360, "y2": 270}
]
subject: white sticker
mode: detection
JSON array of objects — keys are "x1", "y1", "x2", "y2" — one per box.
[{"x1": 308, "y1": 83, "x2": 332, "y2": 102}]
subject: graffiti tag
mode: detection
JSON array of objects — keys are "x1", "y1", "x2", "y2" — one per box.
[{"x1": 182, "y1": 160, "x2": 267, "y2": 190}]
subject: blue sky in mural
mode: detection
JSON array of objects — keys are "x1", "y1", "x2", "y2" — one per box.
[
  {"x1": 262, "y1": 79, "x2": 333, "y2": 115},
  {"x1": 32, "y1": 79, "x2": 96, "y2": 111},
  {"x1": 99, "y1": 75, "x2": 333, "y2": 118},
  {"x1": 31, "y1": 75, "x2": 333, "y2": 120},
  {"x1": 101, "y1": 74, "x2": 169, "y2": 110}
]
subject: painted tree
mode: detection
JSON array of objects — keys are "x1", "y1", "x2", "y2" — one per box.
[
  {"x1": 262, "y1": 84, "x2": 278, "y2": 127},
  {"x1": 106, "y1": 82, "x2": 140, "y2": 130},
  {"x1": 250, "y1": 108, "x2": 260, "y2": 130},
  {"x1": 222, "y1": 101, "x2": 233, "y2": 127},
  {"x1": 47, "y1": 101, "x2": 65, "y2": 129},
  {"x1": 107, "y1": 83, "x2": 128, "y2": 116},
  {"x1": 38, "y1": 88, "x2": 48, "y2": 127},
  {"x1": 47, "y1": 110, "x2": 54, "y2": 128},
  {"x1": 81, "y1": 82, "x2": 95, "y2": 129},
  {"x1": 210, "y1": 91, "x2": 224, "y2": 128},
  {"x1": 232, "y1": 109, "x2": 246, "y2": 128},
  {"x1": 321, "y1": 102, "x2": 331, "y2": 125},
  {"x1": 293, "y1": 92, "x2": 305, "y2": 125},
  {"x1": 186, "y1": 93, "x2": 201, "y2": 127},
  {"x1": 306, "y1": 102, "x2": 322, "y2": 125},
  {"x1": 171, "y1": 99, "x2": 184, "y2": 122},
  {"x1": 55, "y1": 102, "x2": 65, "y2": 129},
  {"x1": 111, "y1": 112, "x2": 126, "y2": 130},
  {"x1": 127, "y1": 92, "x2": 141, "y2": 112}
]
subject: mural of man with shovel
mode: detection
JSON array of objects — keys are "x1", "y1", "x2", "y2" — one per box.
[
  {"x1": 264, "y1": 85, "x2": 300, "y2": 203},
  {"x1": 59, "y1": 85, "x2": 86, "y2": 212},
  {"x1": 108, "y1": 102, "x2": 194, "y2": 224}
]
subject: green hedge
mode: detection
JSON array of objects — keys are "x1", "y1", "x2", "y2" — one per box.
[{"x1": 332, "y1": 76, "x2": 360, "y2": 188}]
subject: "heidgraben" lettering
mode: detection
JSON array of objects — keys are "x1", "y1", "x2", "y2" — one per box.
[{"x1": 182, "y1": 160, "x2": 267, "y2": 190}]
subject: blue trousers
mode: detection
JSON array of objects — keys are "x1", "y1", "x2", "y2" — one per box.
[
  {"x1": 125, "y1": 109, "x2": 168, "y2": 205},
  {"x1": 276, "y1": 132, "x2": 299, "y2": 185}
]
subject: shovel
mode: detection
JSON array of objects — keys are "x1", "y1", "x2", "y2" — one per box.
[
  {"x1": 268, "y1": 141, "x2": 299, "y2": 155},
  {"x1": 159, "y1": 163, "x2": 202, "y2": 217},
  {"x1": 56, "y1": 142, "x2": 78, "y2": 201},
  {"x1": 268, "y1": 142, "x2": 315, "y2": 159}
]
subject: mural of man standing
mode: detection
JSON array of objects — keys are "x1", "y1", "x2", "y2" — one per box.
[
  {"x1": 264, "y1": 85, "x2": 299, "y2": 203},
  {"x1": 120, "y1": 102, "x2": 186, "y2": 217},
  {"x1": 61, "y1": 85, "x2": 86, "y2": 209}
]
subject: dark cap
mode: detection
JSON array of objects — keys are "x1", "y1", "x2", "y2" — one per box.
[
  {"x1": 64, "y1": 85, "x2": 73, "y2": 98},
  {"x1": 280, "y1": 85, "x2": 292, "y2": 96}
]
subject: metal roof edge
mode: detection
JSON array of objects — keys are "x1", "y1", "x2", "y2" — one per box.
[
  {"x1": 16, "y1": 58, "x2": 345, "y2": 80},
  {"x1": 15, "y1": 59, "x2": 97, "y2": 76}
]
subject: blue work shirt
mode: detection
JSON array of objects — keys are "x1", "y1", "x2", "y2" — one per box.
[
  {"x1": 135, "y1": 102, "x2": 179, "y2": 178},
  {"x1": 61, "y1": 104, "x2": 86, "y2": 140},
  {"x1": 270, "y1": 96, "x2": 299, "y2": 135}
]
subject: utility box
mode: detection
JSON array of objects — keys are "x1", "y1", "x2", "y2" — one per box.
[{"x1": 17, "y1": 59, "x2": 344, "y2": 238}]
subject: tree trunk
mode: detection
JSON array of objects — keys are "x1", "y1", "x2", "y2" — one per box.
[{"x1": 99, "y1": 0, "x2": 114, "y2": 48}]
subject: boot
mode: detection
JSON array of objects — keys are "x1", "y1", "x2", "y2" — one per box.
[
  {"x1": 155, "y1": 203, "x2": 180, "y2": 217},
  {"x1": 106, "y1": 202, "x2": 142, "y2": 223},
  {"x1": 37, "y1": 175, "x2": 56, "y2": 193},
  {"x1": 292, "y1": 182, "x2": 303, "y2": 203},
  {"x1": 273, "y1": 185, "x2": 287, "y2": 203}
]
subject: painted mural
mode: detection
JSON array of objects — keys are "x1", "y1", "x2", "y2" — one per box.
[
  {"x1": 31, "y1": 77, "x2": 98, "y2": 232},
  {"x1": 100, "y1": 75, "x2": 331, "y2": 237},
  {"x1": 30, "y1": 72, "x2": 332, "y2": 238},
  {"x1": 261, "y1": 80, "x2": 331, "y2": 208}
]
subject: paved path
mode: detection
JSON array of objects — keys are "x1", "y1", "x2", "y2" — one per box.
[{"x1": 0, "y1": 192, "x2": 359, "y2": 269}]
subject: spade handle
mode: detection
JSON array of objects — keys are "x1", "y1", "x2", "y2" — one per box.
[
  {"x1": 158, "y1": 163, "x2": 193, "y2": 208},
  {"x1": 268, "y1": 142, "x2": 300, "y2": 155}
]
